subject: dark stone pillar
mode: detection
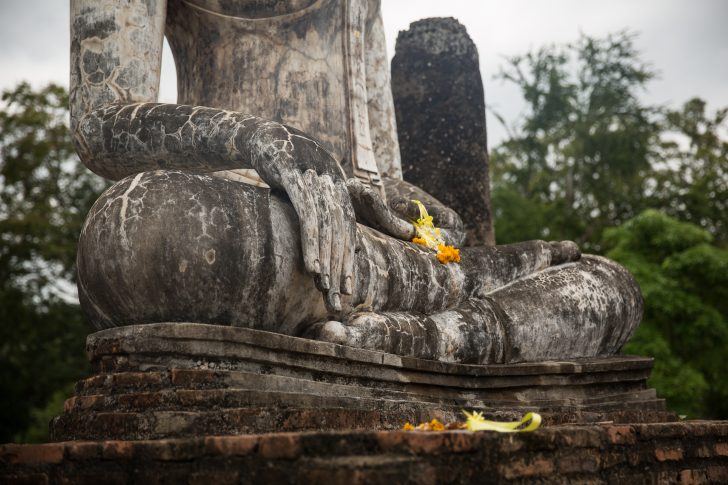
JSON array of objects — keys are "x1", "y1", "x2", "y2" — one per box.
[{"x1": 392, "y1": 17, "x2": 495, "y2": 246}]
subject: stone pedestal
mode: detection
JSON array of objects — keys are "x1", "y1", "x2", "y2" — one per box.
[
  {"x1": 3, "y1": 323, "x2": 727, "y2": 483},
  {"x1": 50, "y1": 323, "x2": 671, "y2": 441}
]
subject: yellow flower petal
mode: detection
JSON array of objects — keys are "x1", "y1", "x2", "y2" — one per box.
[{"x1": 410, "y1": 200, "x2": 460, "y2": 265}]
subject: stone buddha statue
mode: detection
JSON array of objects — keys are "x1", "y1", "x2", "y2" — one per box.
[{"x1": 70, "y1": 0, "x2": 642, "y2": 364}]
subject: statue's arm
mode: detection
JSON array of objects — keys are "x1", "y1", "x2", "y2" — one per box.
[{"x1": 70, "y1": 0, "x2": 356, "y2": 312}]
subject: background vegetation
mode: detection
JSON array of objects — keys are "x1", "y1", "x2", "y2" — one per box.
[
  {"x1": 0, "y1": 31, "x2": 726, "y2": 442},
  {"x1": 491, "y1": 31, "x2": 728, "y2": 419}
]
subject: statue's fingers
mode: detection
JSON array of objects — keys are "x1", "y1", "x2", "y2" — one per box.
[
  {"x1": 315, "y1": 175, "x2": 333, "y2": 291},
  {"x1": 289, "y1": 170, "x2": 320, "y2": 276},
  {"x1": 389, "y1": 197, "x2": 420, "y2": 221},
  {"x1": 324, "y1": 179, "x2": 344, "y2": 312},
  {"x1": 345, "y1": 179, "x2": 413, "y2": 240},
  {"x1": 337, "y1": 182, "x2": 356, "y2": 295}
]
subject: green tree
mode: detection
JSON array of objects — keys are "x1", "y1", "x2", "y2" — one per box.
[
  {"x1": 491, "y1": 31, "x2": 660, "y2": 249},
  {"x1": 603, "y1": 210, "x2": 728, "y2": 418},
  {"x1": 491, "y1": 31, "x2": 728, "y2": 419},
  {"x1": 0, "y1": 82, "x2": 105, "y2": 442},
  {"x1": 652, "y1": 98, "x2": 728, "y2": 246}
]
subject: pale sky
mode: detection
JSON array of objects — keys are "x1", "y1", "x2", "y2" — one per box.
[{"x1": 1, "y1": 0, "x2": 726, "y2": 146}]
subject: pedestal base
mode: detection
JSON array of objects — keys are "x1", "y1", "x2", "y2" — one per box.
[{"x1": 51, "y1": 323, "x2": 673, "y2": 441}]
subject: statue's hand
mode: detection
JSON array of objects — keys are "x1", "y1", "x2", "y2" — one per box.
[
  {"x1": 388, "y1": 197, "x2": 465, "y2": 247},
  {"x1": 345, "y1": 179, "x2": 466, "y2": 246},
  {"x1": 382, "y1": 178, "x2": 466, "y2": 247},
  {"x1": 248, "y1": 122, "x2": 355, "y2": 313},
  {"x1": 346, "y1": 178, "x2": 416, "y2": 241}
]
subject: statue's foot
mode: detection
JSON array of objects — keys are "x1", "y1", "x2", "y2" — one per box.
[
  {"x1": 302, "y1": 304, "x2": 503, "y2": 364},
  {"x1": 549, "y1": 240, "x2": 581, "y2": 265}
]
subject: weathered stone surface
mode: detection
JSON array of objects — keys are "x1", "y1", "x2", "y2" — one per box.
[
  {"x1": 70, "y1": 0, "x2": 644, "y2": 366},
  {"x1": 392, "y1": 17, "x2": 495, "y2": 246},
  {"x1": 48, "y1": 323, "x2": 672, "y2": 441},
  {"x1": 4, "y1": 422, "x2": 728, "y2": 484}
]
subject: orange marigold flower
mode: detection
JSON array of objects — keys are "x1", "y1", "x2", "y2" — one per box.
[
  {"x1": 436, "y1": 244, "x2": 461, "y2": 264},
  {"x1": 412, "y1": 237, "x2": 427, "y2": 246},
  {"x1": 402, "y1": 422, "x2": 415, "y2": 431},
  {"x1": 429, "y1": 418, "x2": 445, "y2": 431}
]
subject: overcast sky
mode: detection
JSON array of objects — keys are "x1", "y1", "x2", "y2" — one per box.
[{"x1": 1, "y1": 0, "x2": 726, "y2": 146}]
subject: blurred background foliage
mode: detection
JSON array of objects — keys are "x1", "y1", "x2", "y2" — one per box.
[
  {"x1": 0, "y1": 83, "x2": 105, "y2": 443},
  {"x1": 491, "y1": 31, "x2": 727, "y2": 420},
  {"x1": 0, "y1": 30, "x2": 726, "y2": 442}
]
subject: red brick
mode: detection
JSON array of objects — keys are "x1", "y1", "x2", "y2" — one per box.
[
  {"x1": 113, "y1": 371, "x2": 163, "y2": 387},
  {"x1": 691, "y1": 445, "x2": 713, "y2": 458},
  {"x1": 655, "y1": 446, "x2": 684, "y2": 462},
  {"x1": 446, "y1": 431, "x2": 483, "y2": 453},
  {"x1": 258, "y1": 434, "x2": 302, "y2": 459},
  {"x1": 715, "y1": 442, "x2": 728, "y2": 457},
  {"x1": 377, "y1": 431, "x2": 483, "y2": 455},
  {"x1": 1, "y1": 444, "x2": 64, "y2": 465},
  {"x1": 63, "y1": 397, "x2": 76, "y2": 413},
  {"x1": 706, "y1": 465, "x2": 728, "y2": 482},
  {"x1": 59, "y1": 472, "x2": 127, "y2": 484},
  {"x1": 601, "y1": 450, "x2": 627, "y2": 468},
  {"x1": 557, "y1": 448, "x2": 601, "y2": 474},
  {"x1": 375, "y1": 431, "x2": 407, "y2": 452},
  {"x1": 101, "y1": 441, "x2": 134, "y2": 460},
  {"x1": 188, "y1": 471, "x2": 240, "y2": 485},
  {"x1": 559, "y1": 427, "x2": 602, "y2": 448},
  {"x1": 679, "y1": 469, "x2": 708, "y2": 484},
  {"x1": 135, "y1": 439, "x2": 202, "y2": 461},
  {"x1": 605, "y1": 425, "x2": 636, "y2": 445},
  {"x1": 204, "y1": 436, "x2": 258, "y2": 456},
  {"x1": 2, "y1": 473, "x2": 49, "y2": 484},
  {"x1": 635, "y1": 423, "x2": 684, "y2": 440},
  {"x1": 400, "y1": 432, "x2": 448, "y2": 455},
  {"x1": 497, "y1": 434, "x2": 524, "y2": 453},
  {"x1": 499, "y1": 454, "x2": 555, "y2": 479},
  {"x1": 66, "y1": 442, "x2": 101, "y2": 460},
  {"x1": 68, "y1": 395, "x2": 104, "y2": 412},
  {"x1": 117, "y1": 392, "x2": 163, "y2": 408},
  {"x1": 170, "y1": 369, "x2": 219, "y2": 386}
]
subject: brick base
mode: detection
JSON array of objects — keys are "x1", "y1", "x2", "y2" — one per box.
[{"x1": 2, "y1": 421, "x2": 727, "y2": 484}]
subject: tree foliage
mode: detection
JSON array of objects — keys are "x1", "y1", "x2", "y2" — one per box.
[
  {"x1": 604, "y1": 210, "x2": 728, "y2": 418},
  {"x1": 491, "y1": 31, "x2": 728, "y2": 418},
  {"x1": 491, "y1": 31, "x2": 727, "y2": 250},
  {"x1": 491, "y1": 31, "x2": 660, "y2": 249},
  {"x1": 0, "y1": 83, "x2": 105, "y2": 442},
  {"x1": 653, "y1": 98, "x2": 728, "y2": 246}
]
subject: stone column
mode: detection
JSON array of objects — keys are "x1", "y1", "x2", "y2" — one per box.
[{"x1": 392, "y1": 17, "x2": 495, "y2": 246}]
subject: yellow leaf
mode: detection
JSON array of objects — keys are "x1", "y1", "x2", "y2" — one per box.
[{"x1": 462, "y1": 411, "x2": 542, "y2": 433}]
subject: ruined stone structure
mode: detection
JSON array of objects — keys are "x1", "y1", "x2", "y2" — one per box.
[
  {"x1": 3, "y1": 2, "x2": 726, "y2": 483},
  {"x1": 393, "y1": 18, "x2": 495, "y2": 246},
  {"x1": 50, "y1": 323, "x2": 672, "y2": 442},
  {"x1": 10, "y1": 324, "x2": 727, "y2": 483}
]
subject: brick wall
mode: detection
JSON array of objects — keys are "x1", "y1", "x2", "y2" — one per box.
[{"x1": 2, "y1": 421, "x2": 727, "y2": 484}]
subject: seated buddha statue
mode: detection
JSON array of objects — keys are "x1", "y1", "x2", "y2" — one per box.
[{"x1": 70, "y1": 0, "x2": 642, "y2": 364}]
